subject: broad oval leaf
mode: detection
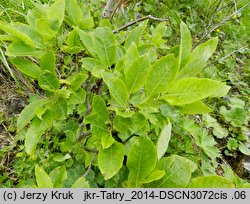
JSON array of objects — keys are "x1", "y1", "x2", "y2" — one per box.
[
  {"x1": 177, "y1": 101, "x2": 212, "y2": 114},
  {"x1": 189, "y1": 175, "x2": 234, "y2": 188},
  {"x1": 35, "y1": 165, "x2": 53, "y2": 188},
  {"x1": 40, "y1": 51, "x2": 56, "y2": 74},
  {"x1": 6, "y1": 40, "x2": 43, "y2": 57},
  {"x1": 71, "y1": 177, "x2": 90, "y2": 188},
  {"x1": 162, "y1": 77, "x2": 225, "y2": 105},
  {"x1": 153, "y1": 155, "x2": 197, "y2": 187},
  {"x1": 156, "y1": 122, "x2": 172, "y2": 160},
  {"x1": 93, "y1": 27, "x2": 117, "y2": 67},
  {"x1": 145, "y1": 54, "x2": 178, "y2": 99},
  {"x1": 49, "y1": 165, "x2": 67, "y2": 188},
  {"x1": 10, "y1": 57, "x2": 41, "y2": 79},
  {"x1": 48, "y1": 0, "x2": 65, "y2": 27},
  {"x1": 107, "y1": 78, "x2": 128, "y2": 109},
  {"x1": 50, "y1": 97, "x2": 67, "y2": 120},
  {"x1": 178, "y1": 37, "x2": 218, "y2": 78},
  {"x1": 98, "y1": 141, "x2": 125, "y2": 180},
  {"x1": 125, "y1": 54, "x2": 150, "y2": 95},
  {"x1": 0, "y1": 20, "x2": 35, "y2": 46},
  {"x1": 127, "y1": 136, "x2": 157, "y2": 187},
  {"x1": 38, "y1": 71, "x2": 60, "y2": 91},
  {"x1": 143, "y1": 170, "x2": 165, "y2": 184},
  {"x1": 17, "y1": 100, "x2": 47, "y2": 131},
  {"x1": 92, "y1": 95, "x2": 109, "y2": 123},
  {"x1": 25, "y1": 112, "x2": 53, "y2": 155},
  {"x1": 78, "y1": 29, "x2": 97, "y2": 57}
]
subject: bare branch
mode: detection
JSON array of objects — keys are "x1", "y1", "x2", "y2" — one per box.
[
  {"x1": 193, "y1": 2, "x2": 250, "y2": 48},
  {"x1": 113, "y1": 15, "x2": 168, "y2": 34},
  {"x1": 205, "y1": 46, "x2": 248, "y2": 68}
]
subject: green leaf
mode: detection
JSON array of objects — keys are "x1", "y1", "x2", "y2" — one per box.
[
  {"x1": 125, "y1": 54, "x2": 150, "y2": 95},
  {"x1": 98, "y1": 142, "x2": 125, "y2": 180},
  {"x1": 25, "y1": 112, "x2": 53, "y2": 155},
  {"x1": 145, "y1": 54, "x2": 178, "y2": 99},
  {"x1": 0, "y1": 20, "x2": 35, "y2": 46},
  {"x1": 67, "y1": 73, "x2": 88, "y2": 90},
  {"x1": 71, "y1": 177, "x2": 90, "y2": 188},
  {"x1": 177, "y1": 101, "x2": 212, "y2": 114},
  {"x1": 51, "y1": 97, "x2": 67, "y2": 120},
  {"x1": 127, "y1": 136, "x2": 157, "y2": 187},
  {"x1": 209, "y1": 85, "x2": 230, "y2": 97},
  {"x1": 238, "y1": 142, "x2": 250, "y2": 156},
  {"x1": 10, "y1": 57, "x2": 41, "y2": 79},
  {"x1": 40, "y1": 51, "x2": 56, "y2": 74},
  {"x1": 17, "y1": 100, "x2": 47, "y2": 131},
  {"x1": 93, "y1": 27, "x2": 117, "y2": 67},
  {"x1": 48, "y1": 0, "x2": 65, "y2": 27},
  {"x1": 153, "y1": 155, "x2": 197, "y2": 187},
  {"x1": 143, "y1": 170, "x2": 165, "y2": 184},
  {"x1": 156, "y1": 122, "x2": 172, "y2": 160},
  {"x1": 35, "y1": 18, "x2": 58, "y2": 40},
  {"x1": 179, "y1": 22, "x2": 192, "y2": 70},
  {"x1": 189, "y1": 175, "x2": 234, "y2": 188},
  {"x1": 65, "y1": 0, "x2": 93, "y2": 29},
  {"x1": 92, "y1": 95, "x2": 109, "y2": 123},
  {"x1": 38, "y1": 71, "x2": 60, "y2": 91},
  {"x1": 101, "y1": 133, "x2": 115, "y2": 149},
  {"x1": 77, "y1": 29, "x2": 97, "y2": 57},
  {"x1": 162, "y1": 77, "x2": 225, "y2": 105},
  {"x1": 35, "y1": 165, "x2": 53, "y2": 188},
  {"x1": 107, "y1": 78, "x2": 128, "y2": 109},
  {"x1": 85, "y1": 113, "x2": 109, "y2": 139},
  {"x1": 124, "y1": 21, "x2": 148, "y2": 49},
  {"x1": 6, "y1": 41, "x2": 43, "y2": 57},
  {"x1": 49, "y1": 166, "x2": 67, "y2": 188},
  {"x1": 178, "y1": 37, "x2": 218, "y2": 78},
  {"x1": 123, "y1": 42, "x2": 139, "y2": 73}
]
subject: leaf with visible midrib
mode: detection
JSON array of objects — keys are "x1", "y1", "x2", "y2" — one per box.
[
  {"x1": 162, "y1": 77, "x2": 225, "y2": 105},
  {"x1": 35, "y1": 165, "x2": 53, "y2": 188},
  {"x1": 127, "y1": 136, "x2": 157, "y2": 187},
  {"x1": 125, "y1": 54, "x2": 150, "y2": 95},
  {"x1": 47, "y1": 0, "x2": 65, "y2": 27},
  {"x1": 145, "y1": 54, "x2": 177, "y2": 99},
  {"x1": 10, "y1": 57, "x2": 41, "y2": 79},
  {"x1": 107, "y1": 78, "x2": 128, "y2": 109},
  {"x1": 177, "y1": 37, "x2": 218, "y2": 78},
  {"x1": 98, "y1": 142, "x2": 125, "y2": 180},
  {"x1": 17, "y1": 100, "x2": 46, "y2": 131},
  {"x1": 179, "y1": 22, "x2": 192, "y2": 70},
  {"x1": 156, "y1": 122, "x2": 172, "y2": 160},
  {"x1": 93, "y1": 27, "x2": 117, "y2": 67}
]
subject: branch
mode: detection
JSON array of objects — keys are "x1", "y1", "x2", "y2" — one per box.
[
  {"x1": 113, "y1": 15, "x2": 168, "y2": 34},
  {"x1": 102, "y1": 0, "x2": 116, "y2": 19},
  {"x1": 110, "y1": 0, "x2": 123, "y2": 21},
  {"x1": 193, "y1": 2, "x2": 250, "y2": 48},
  {"x1": 205, "y1": 46, "x2": 248, "y2": 68}
]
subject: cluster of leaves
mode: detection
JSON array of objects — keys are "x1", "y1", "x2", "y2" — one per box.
[{"x1": 0, "y1": 0, "x2": 249, "y2": 187}]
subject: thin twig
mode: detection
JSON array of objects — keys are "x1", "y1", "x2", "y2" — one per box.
[
  {"x1": 233, "y1": 0, "x2": 238, "y2": 12},
  {"x1": 77, "y1": 130, "x2": 92, "y2": 142},
  {"x1": 83, "y1": 151, "x2": 98, "y2": 177},
  {"x1": 110, "y1": 0, "x2": 123, "y2": 21},
  {"x1": 193, "y1": 2, "x2": 250, "y2": 48},
  {"x1": 205, "y1": 46, "x2": 248, "y2": 68},
  {"x1": 113, "y1": 15, "x2": 168, "y2": 33}
]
